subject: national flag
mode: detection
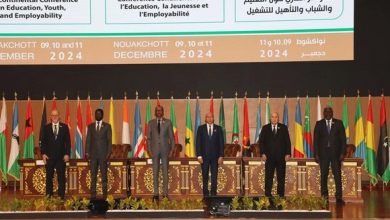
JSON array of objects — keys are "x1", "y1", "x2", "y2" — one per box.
[
  {"x1": 303, "y1": 95, "x2": 313, "y2": 158},
  {"x1": 294, "y1": 97, "x2": 304, "y2": 158},
  {"x1": 194, "y1": 96, "x2": 201, "y2": 146},
  {"x1": 283, "y1": 96, "x2": 289, "y2": 127},
  {"x1": 242, "y1": 95, "x2": 250, "y2": 148},
  {"x1": 366, "y1": 95, "x2": 378, "y2": 185},
  {"x1": 75, "y1": 97, "x2": 83, "y2": 159},
  {"x1": 122, "y1": 95, "x2": 130, "y2": 145},
  {"x1": 51, "y1": 95, "x2": 57, "y2": 111},
  {"x1": 219, "y1": 96, "x2": 226, "y2": 143},
  {"x1": 142, "y1": 97, "x2": 153, "y2": 158},
  {"x1": 0, "y1": 97, "x2": 8, "y2": 183},
  {"x1": 317, "y1": 95, "x2": 322, "y2": 121},
  {"x1": 8, "y1": 97, "x2": 20, "y2": 180},
  {"x1": 170, "y1": 97, "x2": 179, "y2": 144},
  {"x1": 254, "y1": 96, "x2": 262, "y2": 143},
  {"x1": 132, "y1": 96, "x2": 144, "y2": 158},
  {"x1": 232, "y1": 97, "x2": 239, "y2": 144},
  {"x1": 99, "y1": 96, "x2": 104, "y2": 110},
  {"x1": 23, "y1": 97, "x2": 34, "y2": 159},
  {"x1": 377, "y1": 95, "x2": 390, "y2": 183},
  {"x1": 156, "y1": 92, "x2": 161, "y2": 107},
  {"x1": 85, "y1": 95, "x2": 93, "y2": 134},
  {"x1": 328, "y1": 94, "x2": 333, "y2": 107},
  {"x1": 184, "y1": 96, "x2": 195, "y2": 157},
  {"x1": 265, "y1": 94, "x2": 271, "y2": 124},
  {"x1": 354, "y1": 95, "x2": 366, "y2": 159},
  {"x1": 38, "y1": 98, "x2": 47, "y2": 150},
  {"x1": 209, "y1": 92, "x2": 214, "y2": 116},
  {"x1": 109, "y1": 97, "x2": 117, "y2": 144},
  {"x1": 64, "y1": 97, "x2": 73, "y2": 158},
  {"x1": 342, "y1": 95, "x2": 350, "y2": 143}
]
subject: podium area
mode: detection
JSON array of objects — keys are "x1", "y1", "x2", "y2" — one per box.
[{"x1": 18, "y1": 157, "x2": 363, "y2": 202}]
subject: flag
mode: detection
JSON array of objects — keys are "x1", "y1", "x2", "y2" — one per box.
[
  {"x1": 85, "y1": 95, "x2": 93, "y2": 134},
  {"x1": 328, "y1": 94, "x2": 333, "y2": 107},
  {"x1": 377, "y1": 95, "x2": 390, "y2": 183},
  {"x1": 265, "y1": 94, "x2": 271, "y2": 124},
  {"x1": 23, "y1": 97, "x2": 34, "y2": 159},
  {"x1": 194, "y1": 97, "x2": 201, "y2": 145},
  {"x1": 366, "y1": 95, "x2": 378, "y2": 185},
  {"x1": 0, "y1": 97, "x2": 8, "y2": 183},
  {"x1": 243, "y1": 96, "x2": 250, "y2": 148},
  {"x1": 75, "y1": 97, "x2": 83, "y2": 159},
  {"x1": 342, "y1": 95, "x2": 350, "y2": 143},
  {"x1": 219, "y1": 96, "x2": 226, "y2": 143},
  {"x1": 232, "y1": 98, "x2": 239, "y2": 144},
  {"x1": 283, "y1": 96, "x2": 289, "y2": 127},
  {"x1": 8, "y1": 98, "x2": 20, "y2": 180},
  {"x1": 294, "y1": 97, "x2": 304, "y2": 158},
  {"x1": 64, "y1": 97, "x2": 73, "y2": 158},
  {"x1": 354, "y1": 95, "x2": 366, "y2": 159},
  {"x1": 109, "y1": 97, "x2": 117, "y2": 144},
  {"x1": 132, "y1": 97, "x2": 144, "y2": 158},
  {"x1": 170, "y1": 97, "x2": 179, "y2": 144},
  {"x1": 317, "y1": 95, "x2": 322, "y2": 121},
  {"x1": 51, "y1": 95, "x2": 57, "y2": 111},
  {"x1": 184, "y1": 97, "x2": 195, "y2": 157},
  {"x1": 254, "y1": 96, "x2": 262, "y2": 143},
  {"x1": 142, "y1": 97, "x2": 153, "y2": 158},
  {"x1": 122, "y1": 95, "x2": 130, "y2": 145},
  {"x1": 99, "y1": 96, "x2": 104, "y2": 110},
  {"x1": 303, "y1": 95, "x2": 313, "y2": 158},
  {"x1": 38, "y1": 98, "x2": 47, "y2": 150},
  {"x1": 209, "y1": 93, "x2": 214, "y2": 116}
]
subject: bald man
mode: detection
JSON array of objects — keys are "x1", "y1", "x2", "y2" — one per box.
[
  {"x1": 196, "y1": 112, "x2": 224, "y2": 197},
  {"x1": 259, "y1": 112, "x2": 291, "y2": 198},
  {"x1": 40, "y1": 109, "x2": 70, "y2": 199}
]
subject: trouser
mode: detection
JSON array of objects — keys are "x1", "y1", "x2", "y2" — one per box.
[
  {"x1": 319, "y1": 155, "x2": 342, "y2": 199},
  {"x1": 264, "y1": 158, "x2": 286, "y2": 197},
  {"x1": 90, "y1": 158, "x2": 108, "y2": 199},
  {"x1": 45, "y1": 158, "x2": 66, "y2": 199},
  {"x1": 201, "y1": 158, "x2": 218, "y2": 196},
  {"x1": 152, "y1": 151, "x2": 169, "y2": 196}
]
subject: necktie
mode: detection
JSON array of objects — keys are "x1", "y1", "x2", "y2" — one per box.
[
  {"x1": 158, "y1": 120, "x2": 161, "y2": 134},
  {"x1": 273, "y1": 125, "x2": 276, "y2": 135},
  {"x1": 54, "y1": 124, "x2": 58, "y2": 139},
  {"x1": 97, "y1": 121, "x2": 100, "y2": 131},
  {"x1": 327, "y1": 120, "x2": 331, "y2": 133},
  {"x1": 208, "y1": 125, "x2": 212, "y2": 137}
]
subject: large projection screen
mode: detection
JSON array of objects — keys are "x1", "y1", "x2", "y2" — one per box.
[{"x1": 0, "y1": 0, "x2": 354, "y2": 65}]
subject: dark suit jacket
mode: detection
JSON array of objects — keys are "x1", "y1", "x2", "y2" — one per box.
[
  {"x1": 196, "y1": 124, "x2": 224, "y2": 160},
  {"x1": 40, "y1": 123, "x2": 71, "y2": 159},
  {"x1": 314, "y1": 118, "x2": 346, "y2": 159},
  {"x1": 86, "y1": 121, "x2": 112, "y2": 160},
  {"x1": 259, "y1": 123, "x2": 291, "y2": 160}
]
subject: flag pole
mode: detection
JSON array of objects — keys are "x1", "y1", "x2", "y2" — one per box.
[{"x1": 13, "y1": 92, "x2": 17, "y2": 192}]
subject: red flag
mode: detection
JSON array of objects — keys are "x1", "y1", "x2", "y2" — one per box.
[
  {"x1": 242, "y1": 96, "x2": 250, "y2": 147},
  {"x1": 51, "y1": 96, "x2": 57, "y2": 111}
]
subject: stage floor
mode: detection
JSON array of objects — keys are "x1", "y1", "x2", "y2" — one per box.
[{"x1": 0, "y1": 187, "x2": 389, "y2": 219}]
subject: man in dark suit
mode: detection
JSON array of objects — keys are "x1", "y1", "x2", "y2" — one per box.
[
  {"x1": 86, "y1": 108, "x2": 112, "y2": 199},
  {"x1": 196, "y1": 112, "x2": 224, "y2": 197},
  {"x1": 147, "y1": 106, "x2": 175, "y2": 201},
  {"x1": 314, "y1": 106, "x2": 346, "y2": 205},
  {"x1": 259, "y1": 112, "x2": 291, "y2": 198},
  {"x1": 40, "y1": 109, "x2": 71, "y2": 199}
]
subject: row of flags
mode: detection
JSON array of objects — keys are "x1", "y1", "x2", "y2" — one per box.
[{"x1": 0, "y1": 94, "x2": 389, "y2": 185}]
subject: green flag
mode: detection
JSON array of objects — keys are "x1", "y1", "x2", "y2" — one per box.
[
  {"x1": 232, "y1": 99, "x2": 239, "y2": 144},
  {"x1": 219, "y1": 97, "x2": 226, "y2": 143},
  {"x1": 7, "y1": 98, "x2": 20, "y2": 180},
  {"x1": 184, "y1": 97, "x2": 195, "y2": 157},
  {"x1": 23, "y1": 98, "x2": 35, "y2": 159},
  {"x1": 328, "y1": 94, "x2": 333, "y2": 107}
]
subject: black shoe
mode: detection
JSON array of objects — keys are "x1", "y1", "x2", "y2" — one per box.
[
  {"x1": 336, "y1": 199, "x2": 345, "y2": 205},
  {"x1": 153, "y1": 195, "x2": 159, "y2": 202}
]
